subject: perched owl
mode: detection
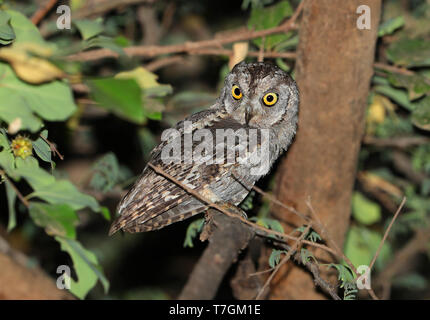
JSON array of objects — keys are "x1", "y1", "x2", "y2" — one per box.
[{"x1": 109, "y1": 61, "x2": 299, "y2": 235}]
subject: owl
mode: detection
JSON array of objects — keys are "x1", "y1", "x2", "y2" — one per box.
[{"x1": 109, "y1": 61, "x2": 299, "y2": 235}]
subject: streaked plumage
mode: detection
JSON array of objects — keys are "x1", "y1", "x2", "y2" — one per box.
[{"x1": 109, "y1": 62, "x2": 299, "y2": 235}]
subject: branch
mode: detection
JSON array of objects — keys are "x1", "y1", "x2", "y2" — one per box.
[
  {"x1": 363, "y1": 136, "x2": 430, "y2": 148},
  {"x1": 72, "y1": 0, "x2": 157, "y2": 20},
  {"x1": 31, "y1": 0, "x2": 58, "y2": 25},
  {"x1": 147, "y1": 163, "x2": 336, "y2": 256},
  {"x1": 65, "y1": 1, "x2": 304, "y2": 62},
  {"x1": 0, "y1": 170, "x2": 29, "y2": 208}
]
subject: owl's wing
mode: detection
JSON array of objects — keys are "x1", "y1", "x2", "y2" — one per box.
[{"x1": 109, "y1": 108, "x2": 228, "y2": 235}]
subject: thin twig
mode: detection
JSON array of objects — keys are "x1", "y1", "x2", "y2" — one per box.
[
  {"x1": 0, "y1": 170, "x2": 29, "y2": 208},
  {"x1": 147, "y1": 162, "x2": 337, "y2": 256},
  {"x1": 258, "y1": 37, "x2": 265, "y2": 62},
  {"x1": 40, "y1": 135, "x2": 64, "y2": 160},
  {"x1": 368, "y1": 197, "x2": 407, "y2": 272},
  {"x1": 31, "y1": 0, "x2": 58, "y2": 25}
]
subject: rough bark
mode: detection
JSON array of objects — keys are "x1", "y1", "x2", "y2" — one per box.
[{"x1": 267, "y1": 0, "x2": 382, "y2": 299}]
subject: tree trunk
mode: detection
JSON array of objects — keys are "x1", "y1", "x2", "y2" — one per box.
[{"x1": 267, "y1": 0, "x2": 382, "y2": 299}]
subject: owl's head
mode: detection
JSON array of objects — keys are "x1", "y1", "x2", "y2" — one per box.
[{"x1": 219, "y1": 61, "x2": 299, "y2": 129}]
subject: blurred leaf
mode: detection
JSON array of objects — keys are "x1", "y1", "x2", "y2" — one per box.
[
  {"x1": 4, "y1": 179, "x2": 17, "y2": 231},
  {"x1": 378, "y1": 16, "x2": 404, "y2": 37},
  {"x1": 0, "y1": 44, "x2": 63, "y2": 84},
  {"x1": 121, "y1": 287, "x2": 169, "y2": 300},
  {"x1": 388, "y1": 73, "x2": 430, "y2": 101},
  {"x1": 240, "y1": 190, "x2": 255, "y2": 211},
  {"x1": 352, "y1": 192, "x2": 382, "y2": 225},
  {"x1": 0, "y1": 94, "x2": 43, "y2": 132},
  {"x1": 411, "y1": 96, "x2": 430, "y2": 131},
  {"x1": 88, "y1": 78, "x2": 144, "y2": 123},
  {"x1": 89, "y1": 152, "x2": 120, "y2": 193},
  {"x1": 85, "y1": 36, "x2": 124, "y2": 56},
  {"x1": 251, "y1": 216, "x2": 284, "y2": 234},
  {"x1": 29, "y1": 203, "x2": 78, "y2": 239},
  {"x1": 15, "y1": 157, "x2": 99, "y2": 211},
  {"x1": 387, "y1": 38, "x2": 430, "y2": 67},
  {"x1": 242, "y1": 0, "x2": 274, "y2": 10},
  {"x1": 0, "y1": 10, "x2": 15, "y2": 45},
  {"x1": 183, "y1": 218, "x2": 205, "y2": 248},
  {"x1": 0, "y1": 132, "x2": 15, "y2": 175},
  {"x1": 116, "y1": 67, "x2": 173, "y2": 97},
  {"x1": 74, "y1": 19, "x2": 104, "y2": 40},
  {"x1": 6, "y1": 10, "x2": 46, "y2": 45},
  {"x1": 412, "y1": 144, "x2": 430, "y2": 174},
  {"x1": 393, "y1": 273, "x2": 428, "y2": 290},
  {"x1": 100, "y1": 206, "x2": 111, "y2": 221},
  {"x1": 33, "y1": 130, "x2": 52, "y2": 164},
  {"x1": 344, "y1": 226, "x2": 391, "y2": 271},
  {"x1": 55, "y1": 236, "x2": 109, "y2": 299},
  {"x1": 0, "y1": 63, "x2": 77, "y2": 121},
  {"x1": 248, "y1": 0, "x2": 293, "y2": 49},
  {"x1": 374, "y1": 85, "x2": 413, "y2": 111},
  {"x1": 374, "y1": 116, "x2": 413, "y2": 138}
]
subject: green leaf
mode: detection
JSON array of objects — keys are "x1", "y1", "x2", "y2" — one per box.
[
  {"x1": 85, "y1": 36, "x2": 125, "y2": 56},
  {"x1": 248, "y1": 0, "x2": 293, "y2": 49},
  {"x1": 0, "y1": 93, "x2": 43, "y2": 132},
  {"x1": 15, "y1": 156, "x2": 99, "y2": 212},
  {"x1": 324, "y1": 263, "x2": 355, "y2": 288},
  {"x1": 74, "y1": 19, "x2": 104, "y2": 40},
  {"x1": 0, "y1": 63, "x2": 77, "y2": 122},
  {"x1": 387, "y1": 38, "x2": 430, "y2": 68},
  {"x1": 344, "y1": 226, "x2": 392, "y2": 271},
  {"x1": 0, "y1": 10, "x2": 15, "y2": 44},
  {"x1": 4, "y1": 179, "x2": 17, "y2": 231},
  {"x1": 300, "y1": 248, "x2": 316, "y2": 265},
  {"x1": 100, "y1": 206, "x2": 111, "y2": 221},
  {"x1": 351, "y1": 192, "x2": 382, "y2": 225},
  {"x1": 33, "y1": 130, "x2": 52, "y2": 164},
  {"x1": 183, "y1": 218, "x2": 205, "y2": 248},
  {"x1": 6, "y1": 10, "x2": 46, "y2": 45},
  {"x1": 88, "y1": 78, "x2": 144, "y2": 123},
  {"x1": 0, "y1": 132, "x2": 15, "y2": 175},
  {"x1": 29, "y1": 203, "x2": 79, "y2": 239},
  {"x1": 411, "y1": 95, "x2": 430, "y2": 131},
  {"x1": 374, "y1": 85, "x2": 414, "y2": 111},
  {"x1": 269, "y1": 249, "x2": 286, "y2": 268},
  {"x1": 55, "y1": 236, "x2": 109, "y2": 299},
  {"x1": 388, "y1": 73, "x2": 430, "y2": 101},
  {"x1": 378, "y1": 16, "x2": 404, "y2": 37},
  {"x1": 30, "y1": 180, "x2": 99, "y2": 211},
  {"x1": 89, "y1": 152, "x2": 120, "y2": 193}
]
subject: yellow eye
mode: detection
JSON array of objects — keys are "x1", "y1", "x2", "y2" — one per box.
[
  {"x1": 262, "y1": 92, "x2": 278, "y2": 106},
  {"x1": 231, "y1": 85, "x2": 243, "y2": 100}
]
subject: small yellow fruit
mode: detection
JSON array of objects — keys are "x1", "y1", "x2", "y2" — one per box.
[{"x1": 11, "y1": 135, "x2": 33, "y2": 159}]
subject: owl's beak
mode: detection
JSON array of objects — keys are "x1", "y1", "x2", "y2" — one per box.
[{"x1": 245, "y1": 105, "x2": 252, "y2": 125}]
